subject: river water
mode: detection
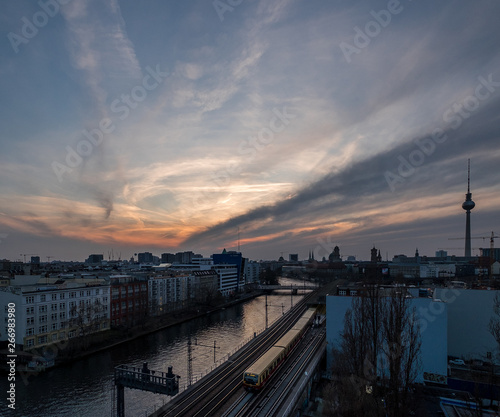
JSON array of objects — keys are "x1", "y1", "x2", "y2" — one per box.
[{"x1": 4, "y1": 284, "x2": 304, "y2": 417}]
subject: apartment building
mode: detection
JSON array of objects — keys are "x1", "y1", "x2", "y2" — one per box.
[
  {"x1": 109, "y1": 275, "x2": 148, "y2": 327},
  {"x1": 0, "y1": 280, "x2": 110, "y2": 351}
]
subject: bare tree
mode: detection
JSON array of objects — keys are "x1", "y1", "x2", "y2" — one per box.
[
  {"x1": 486, "y1": 292, "x2": 500, "y2": 412},
  {"x1": 327, "y1": 345, "x2": 381, "y2": 417},
  {"x1": 489, "y1": 292, "x2": 500, "y2": 353},
  {"x1": 69, "y1": 299, "x2": 106, "y2": 348},
  {"x1": 381, "y1": 289, "x2": 422, "y2": 417},
  {"x1": 330, "y1": 287, "x2": 421, "y2": 417}
]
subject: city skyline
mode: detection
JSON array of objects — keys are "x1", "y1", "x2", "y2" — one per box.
[{"x1": 1, "y1": 0, "x2": 500, "y2": 262}]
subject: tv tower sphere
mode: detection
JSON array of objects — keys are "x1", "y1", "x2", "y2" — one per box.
[{"x1": 462, "y1": 198, "x2": 475, "y2": 211}]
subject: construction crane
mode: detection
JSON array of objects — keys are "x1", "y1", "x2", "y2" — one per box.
[
  {"x1": 20, "y1": 253, "x2": 37, "y2": 263},
  {"x1": 449, "y1": 231, "x2": 499, "y2": 278},
  {"x1": 450, "y1": 232, "x2": 499, "y2": 259},
  {"x1": 476, "y1": 232, "x2": 500, "y2": 264},
  {"x1": 438, "y1": 247, "x2": 481, "y2": 251}
]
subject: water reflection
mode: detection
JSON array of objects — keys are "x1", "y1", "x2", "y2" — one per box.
[{"x1": 6, "y1": 292, "x2": 303, "y2": 417}]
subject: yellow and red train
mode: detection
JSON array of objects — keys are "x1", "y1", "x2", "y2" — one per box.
[{"x1": 242, "y1": 307, "x2": 317, "y2": 391}]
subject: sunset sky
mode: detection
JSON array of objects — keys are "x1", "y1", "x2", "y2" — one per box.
[{"x1": 1, "y1": 0, "x2": 500, "y2": 262}]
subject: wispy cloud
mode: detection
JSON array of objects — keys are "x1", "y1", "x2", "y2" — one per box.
[
  {"x1": 183, "y1": 94, "x2": 500, "y2": 252},
  {"x1": 1, "y1": 0, "x2": 500, "y2": 260}
]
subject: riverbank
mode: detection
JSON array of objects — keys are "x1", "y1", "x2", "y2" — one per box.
[{"x1": 20, "y1": 290, "x2": 264, "y2": 374}]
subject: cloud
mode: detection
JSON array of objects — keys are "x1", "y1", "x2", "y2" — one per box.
[
  {"x1": 2, "y1": 0, "x2": 500, "y2": 261},
  {"x1": 58, "y1": 0, "x2": 144, "y2": 218},
  {"x1": 182, "y1": 93, "x2": 500, "y2": 249}
]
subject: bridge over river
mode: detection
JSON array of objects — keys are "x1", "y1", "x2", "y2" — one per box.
[{"x1": 258, "y1": 283, "x2": 319, "y2": 292}]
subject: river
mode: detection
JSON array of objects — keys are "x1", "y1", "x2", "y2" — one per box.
[{"x1": 4, "y1": 283, "x2": 304, "y2": 417}]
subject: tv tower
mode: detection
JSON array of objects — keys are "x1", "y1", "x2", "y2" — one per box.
[{"x1": 462, "y1": 159, "x2": 475, "y2": 257}]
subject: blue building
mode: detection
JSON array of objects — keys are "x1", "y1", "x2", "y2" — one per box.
[{"x1": 212, "y1": 249, "x2": 245, "y2": 288}]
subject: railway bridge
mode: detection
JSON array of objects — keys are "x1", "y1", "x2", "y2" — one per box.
[
  {"x1": 147, "y1": 292, "x2": 325, "y2": 417},
  {"x1": 259, "y1": 283, "x2": 318, "y2": 294}
]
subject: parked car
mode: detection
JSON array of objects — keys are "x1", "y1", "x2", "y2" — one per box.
[{"x1": 449, "y1": 359, "x2": 465, "y2": 366}]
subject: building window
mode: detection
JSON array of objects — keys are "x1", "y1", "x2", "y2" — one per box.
[
  {"x1": 68, "y1": 330, "x2": 76, "y2": 338},
  {"x1": 26, "y1": 339, "x2": 35, "y2": 348},
  {"x1": 70, "y1": 292, "x2": 76, "y2": 298},
  {"x1": 51, "y1": 323, "x2": 58, "y2": 331},
  {"x1": 26, "y1": 306, "x2": 34, "y2": 315},
  {"x1": 38, "y1": 335, "x2": 47, "y2": 344},
  {"x1": 339, "y1": 290, "x2": 346, "y2": 296},
  {"x1": 26, "y1": 328, "x2": 34, "y2": 336},
  {"x1": 51, "y1": 304, "x2": 58, "y2": 311},
  {"x1": 27, "y1": 317, "x2": 34, "y2": 325},
  {"x1": 87, "y1": 290, "x2": 91, "y2": 296},
  {"x1": 52, "y1": 294, "x2": 57, "y2": 301},
  {"x1": 60, "y1": 293, "x2": 65, "y2": 299},
  {"x1": 40, "y1": 294, "x2": 46, "y2": 302},
  {"x1": 52, "y1": 333, "x2": 57, "y2": 341},
  {"x1": 39, "y1": 315, "x2": 47, "y2": 324},
  {"x1": 60, "y1": 303, "x2": 65, "y2": 310},
  {"x1": 26, "y1": 296, "x2": 34, "y2": 304},
  {"x1": 59, "y1": 331, "x2": 66, "y2": 340},
  {"x1": 39, "y1": 325, "x2": 47, "y2": 334},
  {"x1": 60, "y1": 312, "x2": 66, "y2": 320},
  {"x1": 39, "y1": 305, "x2": 47, "y2": 313}
]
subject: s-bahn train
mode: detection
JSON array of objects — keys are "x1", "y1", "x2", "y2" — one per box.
[{"x1": 242, "y1": 307, "x2": 317, "y2": 391}]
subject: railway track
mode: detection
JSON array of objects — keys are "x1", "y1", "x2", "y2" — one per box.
[
  {"x1": 152, "y1": 293, "x2": 315, "y2": 417},
  {"x1": 254, "y1": 329, "x2": 326, "y2": 417},
  {"x1": 230, "y1": 327, "x2": 325, "y2": 417}
]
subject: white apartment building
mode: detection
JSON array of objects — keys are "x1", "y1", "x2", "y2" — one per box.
[
  {"x1": 214, "y1": 265, "x2": 238, "y2": 296},
  {"x1": 169, "y1": 262, "x2": 239, "y2": 296},
  {"x1": 420, "y1": 263, "x2": 456, "y2": 278},
  {"x1": 148, "y1": 274, "x2": 189, "y2": 315},
  {"x1": 0, "y1": 280, "x2": 110, "y2": 350},
  {"x1": 148, "y1": 269, "x2": 222, "y2": 315},
  {"x1": 244, "y1": 261, "x2": 261, "y2": 284}
]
